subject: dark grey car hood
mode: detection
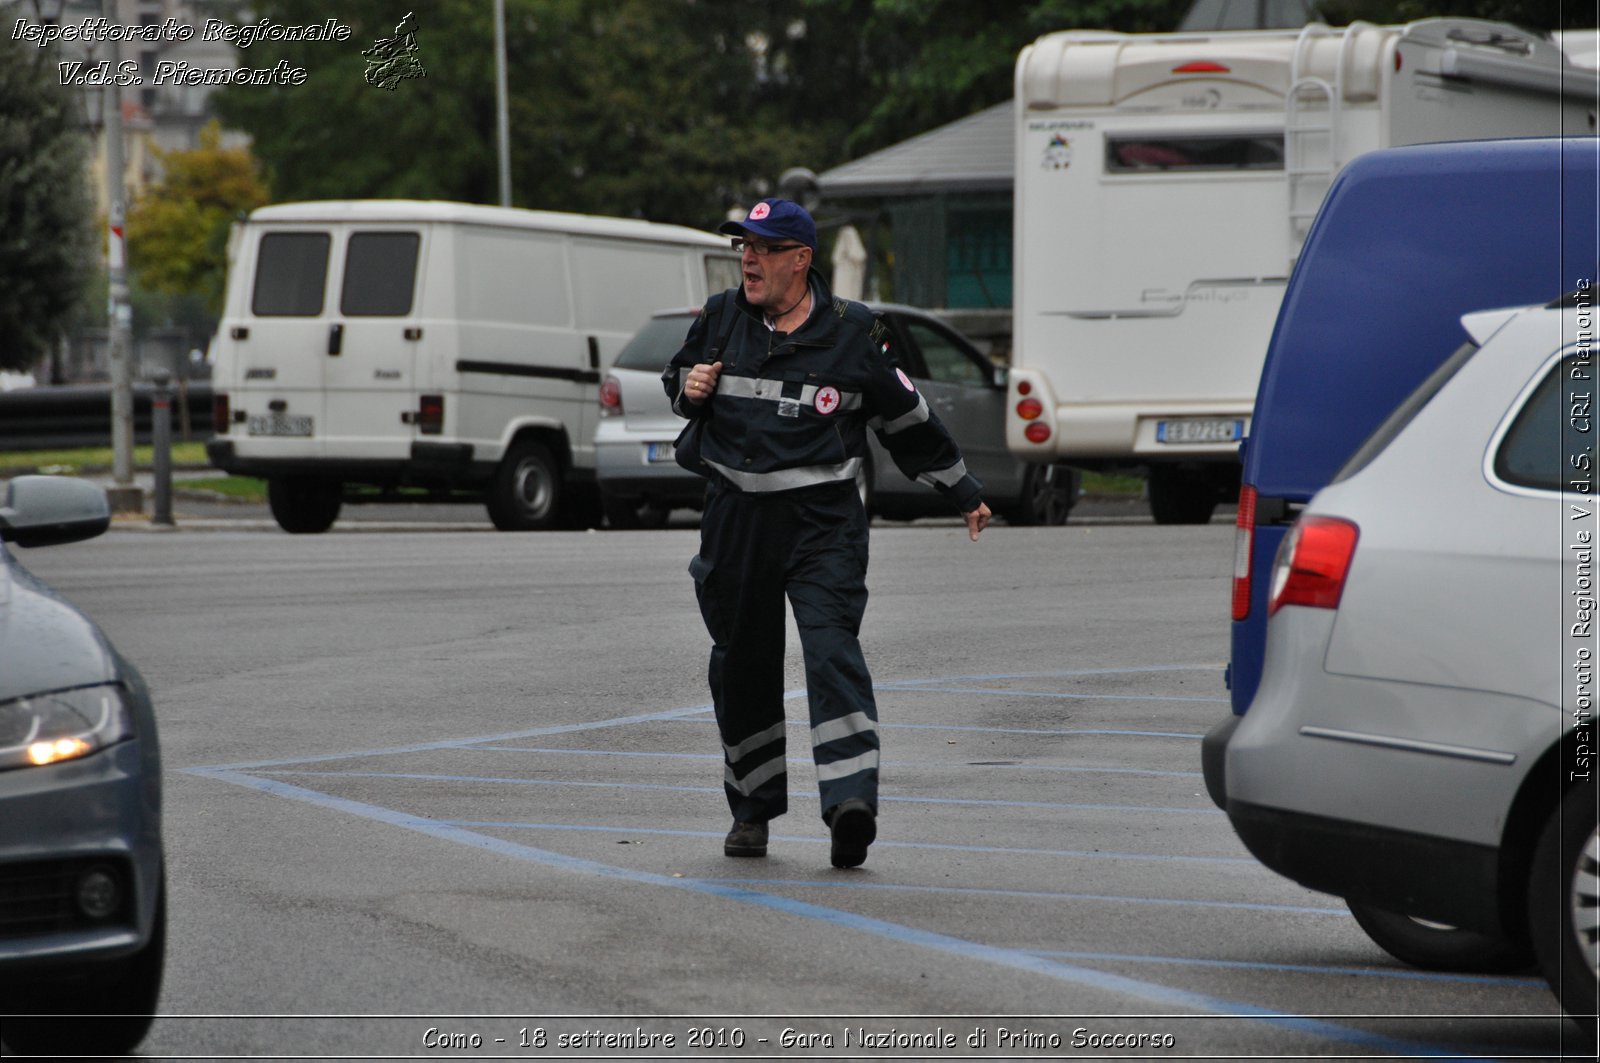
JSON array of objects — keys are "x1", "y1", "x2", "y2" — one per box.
[{"x1": 0, "y1": 548, "x2": 118, "y2": 703}]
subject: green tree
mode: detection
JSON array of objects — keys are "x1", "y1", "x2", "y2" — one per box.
[
  {"x1": 126, "y1": 120, "x2": 270, "y2": 316},
  {"x1": 0, "y1": 33, "x2": 96, "y2": 374}
]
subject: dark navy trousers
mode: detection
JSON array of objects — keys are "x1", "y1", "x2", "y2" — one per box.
[{"x1": 690, "y1": 481, "x2": 881, "y2": 824}]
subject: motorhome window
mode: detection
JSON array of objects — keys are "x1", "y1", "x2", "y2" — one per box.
[
  {"x1": 252, "y1": 232, "x2": 330, "y2": 316},
  {"x1": 1105, "y1": 135, "x2": 1284, "y2": 173},
  {"x1": 1494, "y1": 359, "x2": 1564, "y2": 491},
  {"x1": 341, "y1": 232, "x2": 420, "y2": 316},
  {"x1": 614, "y1": 315, "x2": 696, "y2": 372}
]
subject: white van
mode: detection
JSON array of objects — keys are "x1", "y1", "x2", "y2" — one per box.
[
  {"x1": 206, "y1": 200, "x2": 739, "y2": 532},
  {"x1": 1005, "y1": 19, "x2": 1592, "y2": 523}
]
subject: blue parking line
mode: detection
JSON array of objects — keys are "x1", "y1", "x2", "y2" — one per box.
[
  {"x1": 876, "y1": 685, "x2": 1230, "y2": 704},
  {"x1": 1024, "y1": 949, "x2": 1547, "y2": 988},
  {"x1": 185, "y1": 768, "x2": 1496, "y2": 1061},
  {"x1": 440, "y1": 820, "x2": 1255, "y2": 864},
  {"x1": 694, "y1": 878, "x2": 1347, "y2": 917},
  {"x1": 878, "y1": 664, "x2": 1226, "y2": 685},
  {"x1": 664, "y1": 717, "x2": 1208, "y2": 739},
  {"x1": 258, "y1": 770, "x2": 1222, "y2": 815},
  {"x1": 465, "y1": 745, "x2": 1206, "y2": 779}
]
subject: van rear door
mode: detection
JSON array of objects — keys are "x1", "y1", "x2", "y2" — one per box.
[
  {"x1": 241, "y1": 229, "x2": 335, "y2": 442},
  {"x1": 327, "y1": 229, "x2": 425, "y2": 454}
]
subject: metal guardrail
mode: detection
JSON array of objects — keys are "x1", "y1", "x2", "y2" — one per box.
[{"x1": 0, "y1": 382, "x2": 214, "y2": 452}]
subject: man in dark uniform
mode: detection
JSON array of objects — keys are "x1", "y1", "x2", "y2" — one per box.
[{"x1": 664, "y1": 198, "x2": 991, "y2": 869}]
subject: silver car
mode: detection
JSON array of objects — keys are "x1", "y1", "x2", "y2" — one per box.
[
  {"x1": 594, "y1": 306, "x2": 1078, "y2": 528},
  {"x1": 1204, "y1": 296, "x2": 1597, "y2": 1034},
  {"x1": 0, "y1": 477, "x2": 166, "y2": 1056}
]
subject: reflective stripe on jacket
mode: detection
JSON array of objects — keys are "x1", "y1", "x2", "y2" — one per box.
[{"x1": 662, "y1": 271, "x2": 984, "y2": 513}]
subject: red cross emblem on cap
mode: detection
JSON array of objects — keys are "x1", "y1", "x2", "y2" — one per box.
[
  {"x1": 815, "y1": 386, "x2": 841, "y2": 415},
  {"x1": 750, "y1": 202, "x2": 771, "y2": 221}
]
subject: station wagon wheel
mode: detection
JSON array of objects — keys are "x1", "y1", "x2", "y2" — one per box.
[
  {"x1": 1530, "y1": 784, "x2": 1600, "y2": 1037},
  {"x1": 1346, "y1": 899, "x2": 1534, "y2": 973},
  {"x1": 487, "y1": 439, "x2": 562, "y2": 531},
  {"x1": 1009, "y1": 463, "x2": 1078, "y2": 526},
  {"x1": 601, "y1": 492, "x2": 670, "y2": 530},
  {"x1": 267, "y1": 476, "x2": 342, "y2": 534},
  {"x1": 1147, "y1": 465, "x2": 1218, "y2": 525}
]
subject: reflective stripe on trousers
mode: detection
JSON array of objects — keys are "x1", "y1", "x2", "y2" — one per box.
[{"x1": 689, "y1": 480, "x2": 880, "y2": 824}]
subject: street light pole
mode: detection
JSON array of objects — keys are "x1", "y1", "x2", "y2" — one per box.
[
  {"x1": 103, "y1": 20, "x2": 139, "y2": 513},
  {"x1": 494, "y1": 0, "x2": 511, "y2": 207}
]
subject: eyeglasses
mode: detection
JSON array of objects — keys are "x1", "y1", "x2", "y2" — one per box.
[{"x1": 731, "y1": 239, "x2": 807, "y2": 256}]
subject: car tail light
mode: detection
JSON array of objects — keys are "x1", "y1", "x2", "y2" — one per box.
[
  {"x1": 1017, "y1": 380, "x2": 1033, "y2": 397},
  {"x1": 213, "y1": 392, "x2": 229, "y2": 435},
  {"x1": 599, "y1": 374, "x2": 623, "y2": 418},
  {"x1": 1232, "y1": 484, "x2": 1256, "y2": 620},
  {"x1": 1024, "y1": 422, "x2": 1051, "y2": 444},
  {"x1": 1173, "y1": 60, "x2": 1230, "y2": 74},
  {"x1": 418, "y1": 394, "x2": 444, "y2": 435},
  {"x1": 1268, "y1": 515, "x2": 1359, "y2": 616},
  {"x1": 1016, "y1": 397, "x2": 1043, "y2": 421}
]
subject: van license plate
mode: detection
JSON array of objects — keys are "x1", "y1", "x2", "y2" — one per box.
[
  {"x1": 646, "y1": 442, "x2": 676, "y2": 463},
  {"x1": 1156, "y1": 418, "x2": 1243, "y2": 445},
  {"x1": 247, "y1": 414, "x2": 314, "y2": 437}
]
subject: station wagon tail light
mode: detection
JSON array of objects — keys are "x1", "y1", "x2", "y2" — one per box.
[
  {"x1": 213, "y1": 392, "x2": 229, "y2": 435},
  {"x1": 418, "y1": 394, "x2": 444, "y2": 435},
  {"x1": 1024, "y1": 422, "x2": 1051, "y2": 444},
  {"x1": 1232, "y1": 484, "x2": 1256, "y2": 620},
  {"x1": 1269, "y1": 515, "x2": 1359, "y2": 616},
  {"x1": 599, "y1": 375, "x2": 623, "y2": 417},
  {"x1": 1016, "y1": 397, "x2": 1043, "y2": 420}
]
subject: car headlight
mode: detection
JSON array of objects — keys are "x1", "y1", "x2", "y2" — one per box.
[{"x1": 0, "y1": 685, "x2": 133, "y2": 770}]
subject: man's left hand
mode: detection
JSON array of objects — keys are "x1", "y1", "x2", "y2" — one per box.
[{"x1": 964, "y1": 503, "x2": 992, "y2": 542}]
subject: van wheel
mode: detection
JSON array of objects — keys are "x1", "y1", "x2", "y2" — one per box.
[
  {"x1": 1007, "y1": 463, "x2": 1078, "y2": 526},
  {"x1": 1347, "y1": 899, "x2": 1534, "y2": 973},
  {"x1": 487, "y1": 440, "x2": 561, "y2": 531},
  {"x1": 267, "y1": 476, "x2": 342, "y2": 534},
  {"x1": 1147, "y1": 466, "x2": 1217, "y2": 525},
  {"x1": 1, "y1": 871, "x2": 165, "y2": 1055},
  {"x1": 1529, "y1": 784, "x2": 1599, "y2": 1036}
]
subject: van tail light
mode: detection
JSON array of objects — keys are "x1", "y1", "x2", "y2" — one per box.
[
  {"x1": 1268, "y1": 516, "x2": 1359, "y2": 616},
  {"x1": 1231, "y1": 484, "x2": 1256, "y2": 620},
  {"x1": 213, "y1": 392, "x2": 230, "y2": 435},
  {"x1": 418, "y1": 394, "x2": 444, "y2": 435},
  {"x1": 599, "y1": 374, "x2": 623, "y2": 418}
]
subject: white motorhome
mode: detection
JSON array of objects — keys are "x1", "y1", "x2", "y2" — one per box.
[
  {"x1": 1005, "y1": 19, "x2": 1593, "y2": 523},
  {"x1": 207, "y1": 201, "x2": 738, "y2": 532}
]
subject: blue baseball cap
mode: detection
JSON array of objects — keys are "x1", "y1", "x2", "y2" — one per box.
[{"x1": 718, "y1": 198, "x2": 817, "y2": 251}]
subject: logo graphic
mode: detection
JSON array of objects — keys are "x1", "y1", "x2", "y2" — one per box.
[
  {"x1": 1041, "y1": 133, "x2": 1073, "y2": 171},
  {"x1": 749, "y1": 202, "x2": 771, "y2": 221},
  {"x1": 814, "y1": 386, "x2": 841, "y2": 415},
  {"x1": 895, "y1": 368, "x2": 916, "y2": 392},
  {"x1": 363, "y1": 12, "x2": 425, "y2": 90}
]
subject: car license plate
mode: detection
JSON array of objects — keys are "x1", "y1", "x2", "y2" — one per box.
[
  {"x1": 247, "y1": 413, "x2": 314, "y2": 437},
  {"x1": 1156, "y1": 418, "x2": 1243, "y2": 444},
  {"x1": 646, "y1": 442, "x2": 676, "y2": 463}
]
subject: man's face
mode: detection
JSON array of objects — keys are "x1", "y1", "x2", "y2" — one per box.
[{"x1": 738, "y1": 233, "x2": 810, "y2": 309}]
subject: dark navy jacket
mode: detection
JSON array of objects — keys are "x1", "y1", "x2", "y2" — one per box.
[{"x1": 662, "y1": 271, "x2": 984, "y2": 513}]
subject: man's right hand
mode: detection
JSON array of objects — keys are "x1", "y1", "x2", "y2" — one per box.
[{"x1": 685, "y1": 361, "x2": 723, "y2": 405}]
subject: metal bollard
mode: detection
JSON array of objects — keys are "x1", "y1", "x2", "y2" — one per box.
[{"x1": 151, "y1": 370, "x2": 174, "y2": 526}]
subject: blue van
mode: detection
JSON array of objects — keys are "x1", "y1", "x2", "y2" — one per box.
[{"x1": 1214, "y1": 137, "x2": 1599, "y2": 743}]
